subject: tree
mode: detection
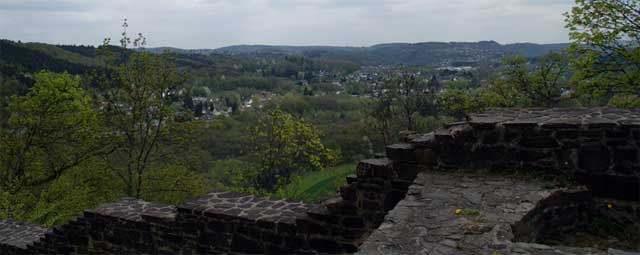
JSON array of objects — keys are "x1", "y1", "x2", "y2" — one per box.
[
  {"x1": 500, "y1": 52, "x2": 568, "y2": 107},
  {"x1": 0, "y1": 71, "x2": 104, "y2": 217},
  {"x1": 437, "y1": 89, "x2": 482, "y2": 120},
  {"x1": 366, "y1": 82, "x2": 396, "y2": 146},
  {"x1": 250, "y1": 108, "x2": 337, "y2": 192},
  {"x1": 565, "y1": 0, "x2": 640, "y2": 105},
  {"x1": 391, "y1": 75, "x2": 429, "y2": 131},
  {"x1": 100, "y1": 20, "x2": 189, "y2": 198}
]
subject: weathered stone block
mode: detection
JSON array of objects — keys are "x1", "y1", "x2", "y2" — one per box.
[
  {"x1": 434, "y1": 129, "x2": 452, "y2": 142},
  {"x1": 613, "y1": 147, "x2": 639, "y2": 164},
  {"x1": 577, "y1": 144, "x2": 611, "y2": 172},
  {"x1": 391, "y1": 179, "x2": 412, "y2": 191},
  {"x1": 360, "y1": 199, "x2": 382, "y2": 211},
  {"x1": 503, "y1": 119, "x2": 539, "y2": 129},
  {"x1": 473, "y1": 145, "x2": 508, "y2": 162},
  {"x1": 606, "y1": 129, "x2": 630, "y2": 139},
  {"x1": 556, "y1": 130, "x2": 580, "y2": 140},
  {"x1": 308, "y1": 238, "x2": 343, "y2": 253},
  {"x1": 323, "y1": 197, "x2": 357, "y2": 214},
  {"x1": 515, "y1": 148, "x2": 552, "y2": 162},
  {"x1": 386, "y1": 143, "x2": 416, "y2": 162},
  {"x1": 306, "y1": 206, "x2": 338, "y2": 225},
  {"x1": 407, "y1": 132, "x2": 437, "y2": 148},
  {"x1": 586, "y1": 117, "x2": 618, "y2": 128},
  {"x1": 415, "y1": 148, "x2": 435, "y2": 166},
  {"x1": 230, "y1": 234, "x2": 263, "y2": 254},
  {"x1": 331, "y1": 227, "x2": 368, "y2": 240},
  {"x1": 481, "y1": 129, "x2": 501, "y2": 144},
  {"x1": 356, "y1": 158, "x2": 395, "y2": 178},
  {"x1": 296, "y1": 218, "x2": 329, "y2": 235},
  {"x1": 340, "y1": 184, "x2": 357, "y2": 202},
  {"x1": 518, "y1": 136, "x2": 559, "y2": 148}
]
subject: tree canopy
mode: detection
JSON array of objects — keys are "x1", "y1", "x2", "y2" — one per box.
[
  {"x1": 250, "y1": 108, "x2": 338, "y2": 192},
  {"x1": 565, "y1": 0, "x2": 640, "y2": 106}
]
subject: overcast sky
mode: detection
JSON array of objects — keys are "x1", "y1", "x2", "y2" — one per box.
[{"x1": 0, "y1": 0, "x2": 574, "y2": 49}]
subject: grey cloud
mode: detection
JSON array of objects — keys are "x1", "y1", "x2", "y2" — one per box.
[{"x1": 0, "y1": 0, "x2": 574, "y2": 49}]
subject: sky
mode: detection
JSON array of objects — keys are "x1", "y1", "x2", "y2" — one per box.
[{"x1": 0, "y1": 0, "x2": 575, "y2": 49}]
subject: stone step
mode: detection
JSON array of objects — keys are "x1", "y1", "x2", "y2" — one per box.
[
  {"x1": 386, "y1": 143, "x2": 415, "y2": 163},
  {"x1": 356, "y1": 158, "x2": 395, "y2": 178}
]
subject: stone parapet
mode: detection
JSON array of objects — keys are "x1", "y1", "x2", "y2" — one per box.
[{"x1": 406, "y1": 108, "x2": 640, "y2": 201}]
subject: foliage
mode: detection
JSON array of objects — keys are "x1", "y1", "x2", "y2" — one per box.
[
  {"x1": 99, "y1": 21, "x2": 190, "y2": 198},
  {"x1": 442, "y1": 78, "x2": 472, "y2": 90},
  {"x1": 140, "y1": 164, "x2": 209, "y2": 204},
  {"x1": 250, "y1": 108, "x2": 338, "y2": 192},
  {"x1": 608, "y1": 93, "x2": 640, "y2": 108},
  {"x1": 389, "y1": 75, "x2": 431, "y2": 131},
  {"x1": 365, "y1": 84, "x2": 397, "y2": 146},
  {"x1": 565, "y1": 0, "x2": 640, "y2": 105},
  {"x1": 0, "y1": 161, "x2": 120, "y2": 227},
  {"x1": 437, "y1": 89, "x2": 482, "y2": 120},
  {"x1": 0, "y1": 71, "x2": 103, "y2": 196},
  {"x1": 499, "y1": 52, "x2": 568, "y2": 107},
  {"x1": 0, "y1": 71, "x2": 109, "y2": 222},
  {"x1": 209, "y1": 158, "x2": 260, "y2": 194}
]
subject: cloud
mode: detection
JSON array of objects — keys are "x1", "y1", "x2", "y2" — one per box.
[{"x1": 0, "y1": 0, "x2": 574, "y2": 48}]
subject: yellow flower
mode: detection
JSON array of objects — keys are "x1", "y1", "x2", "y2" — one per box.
[
  {"x1": 455, "y1": 209, "x2": 462, "y2": 215},
  {"x1": 607, "y1": 203, "x2": 613, "y2": 209}
]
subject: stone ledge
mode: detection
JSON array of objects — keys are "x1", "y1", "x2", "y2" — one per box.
[
  {"x1": 85, "y1": 198, "x2": 176, "y2": 223},
  {"x1": 469, "y1": 107, "x2": 640, "y2": 129},
  {"x1": 0, "y1": 219, "x2": 47, "y2": 250},
  {"x1": 178, "y1": 190, "x2": 309, "y2": 223}
]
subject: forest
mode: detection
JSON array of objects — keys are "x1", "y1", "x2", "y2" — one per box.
[{"x1": 0, "y1": 0, "x2": 639, "y2": 228}]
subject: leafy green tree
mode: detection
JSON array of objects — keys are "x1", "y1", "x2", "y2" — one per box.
[
  {"x1": 0, "y1": 71, "x2": 104, "y2": 218},
  {"x1": 437, "y1": 89, "x2": 482, "y2": 120},
  {"x1": 210, "y1": 158, "x2": 259, "y2": 193},
  {"x1": 250, "y1": 108, "x2": 337, "y2": 192},
  {"x1": 1, "y1": 162, "x2": 120, "y2": 227},
  {"x1": 99, "y1": 21, "x2": 190, "y2": 199},
  {"x1": 140, "y1": 164, "x2": 209, "y2": 204},
  {"x1": 500, "y1": 52, "x2": 568, "y2": 107},
  {"x1": 565, "y1": 0, "x2": 640, "y2": 105}
]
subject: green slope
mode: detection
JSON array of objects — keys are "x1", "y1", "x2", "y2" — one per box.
[{"x1": 279, "y1": 163, "x2": 356, "y2": 201}]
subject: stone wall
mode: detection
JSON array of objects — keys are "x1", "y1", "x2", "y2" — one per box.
[{"x1": 404, "y1": 108, "x2": 640, "y2": 201}]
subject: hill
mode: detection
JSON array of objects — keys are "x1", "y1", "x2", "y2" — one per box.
[
  {"x1": 0, "y1": 40, "x2": 263, "y2": 76},
  {"x1": 1, "y1": 40, "x2": 569, "y2": 76},
  {"x1": 209, "y1": 41, "x2": 570, "y2": 66},
  {"x1": 0, "y1": 40, "x2": 98, "y2": 74}
]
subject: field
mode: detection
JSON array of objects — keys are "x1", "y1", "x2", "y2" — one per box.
[{"x1": 279, "y1": 163, "x2": 356, "y2": 201}]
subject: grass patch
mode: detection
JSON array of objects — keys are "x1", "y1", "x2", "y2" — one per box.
[
  {"x1": 459, "y1": 209, "x2": 481, "y2": 216},
  {"x1": 278, "y1": 163, "x2": 356, "y2": 201}
]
